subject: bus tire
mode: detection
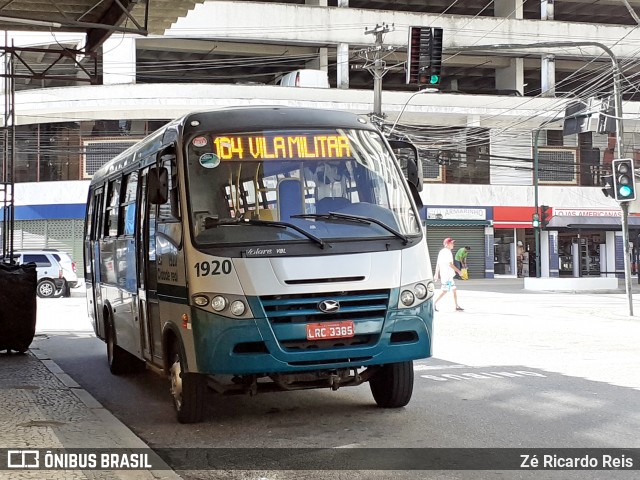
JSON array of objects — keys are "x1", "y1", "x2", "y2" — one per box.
[
  {"x1": 106, "y1": 320, "x2": 137, "y2": 375},
  {"x1": 369, "y1": 361, "x2": 414, "y2": 408},
  {"x1": 169, "y1": 343, "x2": 206, "y2": 423}
]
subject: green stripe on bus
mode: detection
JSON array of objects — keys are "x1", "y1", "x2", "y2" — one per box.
[{"x1": 157, "y1": 284, "x2": 189, "y2": 304}]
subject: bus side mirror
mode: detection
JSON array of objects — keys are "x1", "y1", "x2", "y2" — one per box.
[
  {"x1": 148, "y1": 167, "x2": 169, "y2": 204},
  {"x1": 388, "y1": 140, "x2": 423, "y2": 192}
]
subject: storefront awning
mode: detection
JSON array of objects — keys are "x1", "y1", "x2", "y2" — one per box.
[{"x1": 547, "y1": 215, "x2": 640, "y2": 229}]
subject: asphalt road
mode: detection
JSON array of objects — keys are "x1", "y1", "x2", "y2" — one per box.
[{"x1": 31, "y1": 283, "x2": 640, "y2": 479}]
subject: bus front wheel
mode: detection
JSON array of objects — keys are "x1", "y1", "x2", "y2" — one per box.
[
  {"x1": 369, "y1": 361, "x2": 414, "y2": 408},
  {"x1": 169, "y1": 343, "x2": 206, "y2": 423}
]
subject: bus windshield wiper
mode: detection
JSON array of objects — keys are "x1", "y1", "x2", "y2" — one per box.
[
  {"x1": 291, "y1": 212, "x2": 409, "y2": 244},
  {"x1": 205, "y1": 217, "x2": 327, "y2": 249}
]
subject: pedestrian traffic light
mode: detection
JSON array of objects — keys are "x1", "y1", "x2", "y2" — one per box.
[
  {"x1": 540, "y1": 205, "x2": 552, "y2": 229},
  {"x1": 601, "y1": 174, "x2": 614, "y2": 198},
  {"x1": 406, "y1": 26, "x2": 443, "y2": 86},
  {"x1": 612, "y1": 158, "x2": 636, "y2": 202},
  {"x1": 532, "y1": 213, "x2": 540, "y2": 228}
]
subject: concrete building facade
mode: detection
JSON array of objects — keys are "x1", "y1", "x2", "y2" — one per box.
[{"x1": 5, "y1": 0, "x2": 640, "y2": 279}]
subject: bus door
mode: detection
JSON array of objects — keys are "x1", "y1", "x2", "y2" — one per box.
[
  {"x1": 90, "y1": 188, "x2": 106, "y2": 339},
  {"x1": 137, "y1": 169, "x2": 163, "y2": 365}
]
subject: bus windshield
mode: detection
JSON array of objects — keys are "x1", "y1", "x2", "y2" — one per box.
[{"x1": 186, "y1": 128, "x2": 421, "y2": 246}]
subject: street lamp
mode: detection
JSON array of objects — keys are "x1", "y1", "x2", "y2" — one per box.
[{"x1": 388, "y1": 88, "x2": 438, "y2": 136}]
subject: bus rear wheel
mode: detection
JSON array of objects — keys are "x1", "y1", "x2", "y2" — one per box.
[
  {"x1": 106, "y1": 320, "x2": 140, "y2": 375},
  {"x1": 369, "y1": 361, "x2": 414, "y2": 408},
  {"x1": 169, "y1": 343, "x2": 206, "y2": 423}
]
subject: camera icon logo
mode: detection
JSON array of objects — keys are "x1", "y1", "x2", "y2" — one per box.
[{"x1": 7, "y1": 450, "x2": 39, "y2": 468}]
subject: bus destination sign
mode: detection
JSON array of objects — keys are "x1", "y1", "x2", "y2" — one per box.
[{"x1": 212, "y1": 133, "x2": 351, "y2": 161}]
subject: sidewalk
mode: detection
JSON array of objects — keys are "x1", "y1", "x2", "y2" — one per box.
[
  {"x1": 0, "y1": 348, "x2": 181, "y2": 480},
  {"x1": 459, "y1": 276, "x2": 640, "y2": 294}
]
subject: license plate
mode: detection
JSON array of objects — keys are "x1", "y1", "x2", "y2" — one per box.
[{"x1": 306, "y1": 321, "x2": 355, "y2": 341}]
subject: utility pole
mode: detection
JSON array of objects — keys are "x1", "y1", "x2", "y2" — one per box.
[{"x1": 364, "y1": 23, "x2": 394, "y2": 123}]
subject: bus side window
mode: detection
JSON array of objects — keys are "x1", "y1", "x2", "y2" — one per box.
[
  {"x1": 105, "y1": 178, "x2": 121, "y2": 237},
  {"x1": 119, "y1": 172, "x2": 138, "y2": 236}
]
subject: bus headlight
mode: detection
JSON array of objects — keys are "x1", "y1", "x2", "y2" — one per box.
[
  {"x1": 230, "y1": 300, "x2": 246, "y2": 316},
  {"x1": 400, "y1": 290, "x2": 415, "y2": 306},
  {"x1": 191, "y1": 292, "x2": 253, "y2": 319},
  {"x1": 211, "y1": 295, "x2": 227, "y2": 312},
  {"x1": 414, "y1": 283, "x2": 427, "y2": 299},
  {"x1": 398, "y1": 280, "x2": 435, "y2": 308},
  {"x1": 192, "y1": 295, "x2": 209, "y2": 307}
]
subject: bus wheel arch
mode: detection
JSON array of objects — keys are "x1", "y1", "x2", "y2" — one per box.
[
  {"x1": 369, "y1": 361, "x2": 414, "y2": 408},
  {"x1": 166, "y1": 333, "x2": 206, "y2": 423}
]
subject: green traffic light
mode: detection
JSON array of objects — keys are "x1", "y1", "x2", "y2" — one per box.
[
  {"x1": 619, "y1": 185, "x2": 633, "y2": 197},
  {"x1": 429, "y1": 75, "x2": 440, "y2": 84}
]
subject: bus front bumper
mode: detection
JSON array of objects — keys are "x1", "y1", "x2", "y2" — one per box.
[{"x1": 190, "y1": 303, "x2": 433, "y2": 375}]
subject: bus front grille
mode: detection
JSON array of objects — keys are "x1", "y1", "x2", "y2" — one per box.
[
  {"x1": 259, "y1": 289, "x2": 389, "y2": 352},
  {"x1": 259, "y1": 289, "x2": 390, "y2": 325}
]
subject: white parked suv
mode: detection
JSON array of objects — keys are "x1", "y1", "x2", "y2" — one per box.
[{"x1": 4, "y1": 249, "x2": 79, "y2": 298}]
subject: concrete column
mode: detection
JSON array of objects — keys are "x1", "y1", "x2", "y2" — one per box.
[
  {"x1": 0, "y1": 51, "x2": 6, "y2": 94},
  {"x1": 102, "y1": 35, "x2": 136, "y2": 85},
  {"x1": 606, "y1": 231, "x2": 616, "y2": 277},
  {"x1": 337, "y1": 43, "x2": 349, "y2": 89},
  {"x1": 495, "y1": 58, "x2": 523, "y2": 95},
  {"x1": 547, "y1": 230, "x2": 559, "y2": 277},
  {"x1": 307, "y1": 48, "x2": 328, "y2": 72},
  {"x1": 336, "y1": 0, "x2": 351, "y2": 90},
  {"x1": 495, "y1": 0, "x2": 523, "y2": 19},
  {"x1": 494, "y1": 2, "x2": 523, "y2": 93},
  {"x1": 541, "y1": 231, "x2": 549, "y2": 277},
  {"x1": 541, "y1": 54, "x2": 556, "y2": 97},
  {"x1": 484, "y1": 226, "x2": 494, "y2": 278},
  {"x1": 541, "y1": 0, "x2": 555, "y2": 20},
  {"x1": 540, "y1": 1, "x2": 555, "y2": 97}
]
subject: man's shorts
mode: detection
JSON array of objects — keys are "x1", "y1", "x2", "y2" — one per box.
[{"x1": 442, "y1": 279, "x2": 457, "y2": 291}]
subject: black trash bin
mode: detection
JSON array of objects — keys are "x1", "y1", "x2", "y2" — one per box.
[{"x1": 0, "y1": 262, "x2": 37, "y2": 353}]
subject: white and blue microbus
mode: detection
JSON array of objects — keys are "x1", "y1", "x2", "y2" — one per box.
[{"x1": 84, "y1": 107, "x2": 434, "y2": 423}]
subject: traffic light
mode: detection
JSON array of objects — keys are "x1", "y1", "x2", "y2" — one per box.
[
  {"x1": 407, "y1": 26, "x2": 443, "y2": 86},
  {"x1": 532, "y1": 213, "x2": 540, "y2": 228},
  {"x1": 612, "y1": 158, "x2": 636, "y2": 202},
  {"x1": 601, "y1": 174, "x2": 614, "y2": 198},
  {"x1": 540, "y1": 205, "x2": 552, "y2": 229}
]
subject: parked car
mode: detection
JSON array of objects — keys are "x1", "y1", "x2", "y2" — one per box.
[
  {"x1": 1, "y1": 249, "x2": 78, "y2": 298},
  {"x1": 278, "y1": 69, "x2": 329, "y2": 88}
]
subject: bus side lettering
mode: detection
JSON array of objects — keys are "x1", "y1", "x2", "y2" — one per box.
[{"x1": 194, "y1": 260, "x2": 232, "y2": 277}]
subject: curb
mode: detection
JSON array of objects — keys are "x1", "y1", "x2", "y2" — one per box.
[{"x1": 31, "y1": 348, "x2": 182, "y2": 480}]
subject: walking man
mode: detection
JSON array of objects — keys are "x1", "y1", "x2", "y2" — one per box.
[{"x1": 434, "y1": 237, "x2": 464, "y2": 312}]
